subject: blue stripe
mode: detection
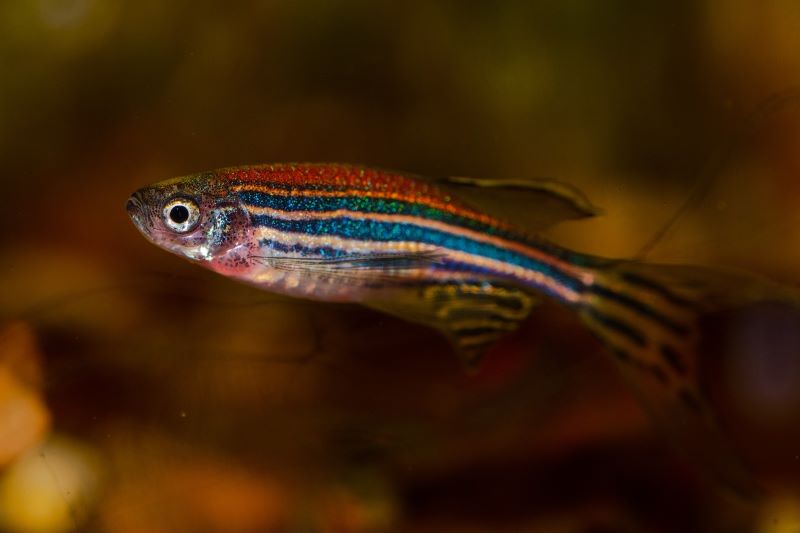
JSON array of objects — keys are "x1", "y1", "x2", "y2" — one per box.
[
  {"x1": 252, "y1": 215, "x2": 584, "y2": 296},
  {"x1": 239, "y1": 190, "x2": 507, "y2": 236}
]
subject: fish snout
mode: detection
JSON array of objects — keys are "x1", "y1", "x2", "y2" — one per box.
[
  {"x1": 126, "y1": 192, "x2": 142, "y2": 214},
  {"x1": 126, "y1": 191, "x2": 149, "y2": 234}
]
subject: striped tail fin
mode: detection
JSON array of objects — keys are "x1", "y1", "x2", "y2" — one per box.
[{"x1": 576, "y1": 260, "x2": 799, "y2": 498}]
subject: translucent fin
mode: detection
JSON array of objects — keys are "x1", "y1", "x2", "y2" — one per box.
[
  {"x1": 365, "y1": 282, "x2": 538, "y2": 369},
  {"x1": 579, "y1": 260, "x2": 800, "y2": 498},
  {"x1": 249, "y1": 251, "x2": 445, "y2": 284},
  {"x1": 436, "y1": 176, "x2": 602, "y2": 232}
]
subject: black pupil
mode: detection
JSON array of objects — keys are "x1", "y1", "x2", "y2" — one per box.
[{"x1": 169, "y1": 205, "x2": 190, "y2": 224}]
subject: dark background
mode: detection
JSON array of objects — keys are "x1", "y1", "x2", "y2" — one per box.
[{"x1": 1, "y1": 1, "x2": 800, "y2": 531}]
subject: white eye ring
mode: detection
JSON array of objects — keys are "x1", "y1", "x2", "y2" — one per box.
[{"x1": 162, "y1": 198, "x2": 200, "y2": 233}]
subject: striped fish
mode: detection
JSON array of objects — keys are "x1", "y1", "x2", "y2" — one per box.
[{"x1": 127, "y1": 163, "x2": 797, "y2": 496}]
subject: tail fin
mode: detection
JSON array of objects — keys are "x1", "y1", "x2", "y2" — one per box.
[{"x1": 577, "y1": 261, "x2": 798, "y2": 498}]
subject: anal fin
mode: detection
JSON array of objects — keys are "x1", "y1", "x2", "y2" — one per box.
[{"x1": 366, "y1": 282, "x2": 538, "y2": 369}]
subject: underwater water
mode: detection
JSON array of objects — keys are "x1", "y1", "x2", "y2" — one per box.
[{"x1": 1, "y1": 1, "x2": 800, "y2": 531}]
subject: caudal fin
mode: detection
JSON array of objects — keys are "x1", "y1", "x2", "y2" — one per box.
[{"x1": 577, "y1": 260, "x2": 799, "y2": 498}]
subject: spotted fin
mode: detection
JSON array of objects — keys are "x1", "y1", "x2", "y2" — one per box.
[
  {"x1": 366, "y1": 281, "x2": 538, "y2": 369},
  {"x1": 436, "y1": 176, "x2": 602, "y2": 232}
]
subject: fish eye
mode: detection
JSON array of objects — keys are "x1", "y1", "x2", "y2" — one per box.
[{"x1": 162, "y1": 197, "x2": 200, "y2": 233}]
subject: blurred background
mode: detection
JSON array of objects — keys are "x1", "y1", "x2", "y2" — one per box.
[{"x1": 2, "y1": 1, "x2": 800, "y2": 531}]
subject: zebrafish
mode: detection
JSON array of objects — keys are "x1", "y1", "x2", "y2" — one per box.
[{"x1": 126, "y1": 163, "x2": 798, "y2": 496}]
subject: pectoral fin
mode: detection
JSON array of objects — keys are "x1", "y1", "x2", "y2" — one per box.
[
  {"x1": 249, "y1": 251, "x2": 445, "y2": 284},
  {"x1": 366, "y1": 282, "x2": 538, "y2": 369},
  {"x1": 437, "y1": 176, "x2": 602, "y2": 232}
]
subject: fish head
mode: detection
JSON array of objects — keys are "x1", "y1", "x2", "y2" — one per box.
[{"x1": 126, "y1": 171, "x2": 252, "y2": 265}]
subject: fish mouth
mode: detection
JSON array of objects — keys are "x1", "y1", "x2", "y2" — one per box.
[{"x1": 126, "y1": 191, "x2": 149, "y2": 235}]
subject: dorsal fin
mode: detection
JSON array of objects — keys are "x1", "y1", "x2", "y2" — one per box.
[
  {"x1": 435, "y1": 176, "x2": 602, "y2": 232},
  {"x1": 365, "y1": 282, "x2": 538, "y2": 369}
]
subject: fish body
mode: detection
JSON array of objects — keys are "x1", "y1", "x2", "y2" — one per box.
[
  {"x1": 127, "y1": 162, "x2": 796, "y2": 496},
  {"x1": 124, "y1": 163, "x2": 713, "y2": 370},
  {"x1": 131, "y1": 164, "x2": 591, "y2": 303},
  {"x1": 128, "y1": 164, "x2": 614, "y2": 361}
]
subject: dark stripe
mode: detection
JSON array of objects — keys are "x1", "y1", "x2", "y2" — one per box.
[
  {"x1": 430, "y1": 282, "x2": 529, "y2": 303},
  {"x1": 611, "y1": 349, "x2": 670, "y2": 385},
  {"x1": 252, "y1": 215, "x2": 585, "y2": 297},
  {"x1": 650, "y1": 365, "x2": 669, "y2": 385},
  {"x1": 619, "y1": 271, "x2": 695, "y2": 309},
  {"x1": 660, "y1": 344, "x2": 686, "y2": 376},
  {"x1": 259, "y1": 239, "x2": 351, "y2": 259},
  {"x1": 679, "y1": 388, "x2": 703, "y2": 415},
  {"x1": 611, "y1": 348, "x2": 631, "y2": 363},
  {"x1": 452, "y1": 326, "x2": 507, "y2": 337},
  {"x1": 590, "y1": 284, "x2": 689, "y2": 337},
  {"x1": 585, "y1": 308, "x2": 648, "y2": 347},
  {"x1": 239, "y1": 190, "x2": 507, "y2": 236},
  {"x1": 448, "y1": 308, "x2": 521, "y2": 323}
]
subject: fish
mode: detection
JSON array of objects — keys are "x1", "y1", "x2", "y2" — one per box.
[{"x1": 126, "y1": 162, "x2": 799, "y2": 496}]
